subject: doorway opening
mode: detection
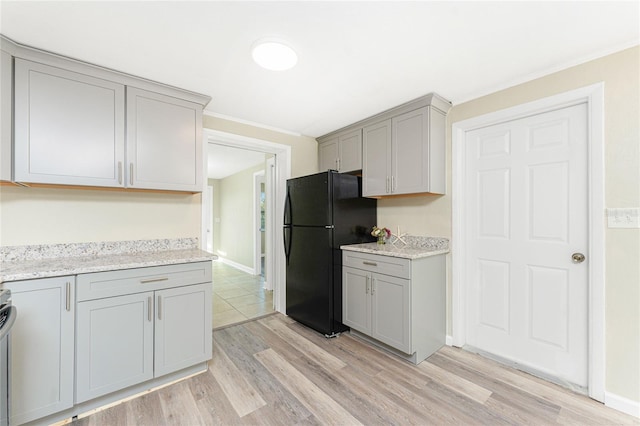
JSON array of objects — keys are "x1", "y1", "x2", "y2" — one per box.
[{"x1": 202, "y1": 129, "x2": 290, "y2": 328}]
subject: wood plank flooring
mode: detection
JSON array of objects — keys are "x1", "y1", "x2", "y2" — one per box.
[{"x1": 75, "y1": 314, "x2": 638, "y2": 425}]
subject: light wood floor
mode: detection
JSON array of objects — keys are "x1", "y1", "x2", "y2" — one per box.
[{"x1": 76, "y1": 314, "x2": 637, "y2": 425}]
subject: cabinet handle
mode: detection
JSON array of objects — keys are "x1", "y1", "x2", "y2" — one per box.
[
  {"x1": 391, "y1": 175, "x2": 395, "y2": 193},
  {"x1": 157, "y1": 295, "x2": 162, "y2": 320},
  {"x1": 337, "y1": 158, "x2": 341, "y2": 171},
  {"x1": 148, "y1": 296, "x2": 153, "y2": 322},
  {"x1": 363, "y1": 261, "x2": 377, "y2": 266},
  {"x1": 65, "y1": 282, "x2": 71, "y2": 312},
  {"x1": 366, "y1": 275, "x2": 370, "y2": 294},
  {"x1": 118, "y1": 162, "x2": 123, "y2": 185},
  {"x1": 129, "y1": 163, "x2": 134, "y2": 186},
  {"x1": 140, "y1": 277, "x2": 169, "y2": 284},
  {"x1": 371, "y1": 277, "x2": 375, "y2": 295}
]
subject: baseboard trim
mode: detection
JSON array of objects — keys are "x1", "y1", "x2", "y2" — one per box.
[
  {"x1": 446, "y1": 334, "x2": 454, "y2": 346},
  {"x1": 605, "y1": 392, "x2": 640, "y2": 418},
  {"x1": 218, "y1": 257, "x2": 255, "y2": 275}
]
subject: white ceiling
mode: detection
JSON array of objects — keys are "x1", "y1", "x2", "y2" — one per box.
[
  {"x1": 1, "y1": 1, "x2": 638, "y2": 141},
  {"x1": 207, "y1": 144, "x2": 266, "y2": 180}
]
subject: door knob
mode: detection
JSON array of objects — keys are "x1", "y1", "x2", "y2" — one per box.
[{"x1": 572, "y1": 253, "x2": 586, "y2": 263}]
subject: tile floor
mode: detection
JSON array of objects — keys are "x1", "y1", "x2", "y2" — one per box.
[{"x1": 212, "y1": 260, "x2": 274, "y2": 329}]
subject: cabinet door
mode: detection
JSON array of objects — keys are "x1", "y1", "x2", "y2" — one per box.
[
  {"x1": 318, "y1": 137, "x2": 338, "y2": 172},
  {"x1": 13, "y1": 59, "x2": 125, "y2": 186},
  {"x1": 76, "y1": 292, "x2": 154, "y2": 403},
  {"x1": 338, "y1": 129, "x2": 362, "y2": 172},
  {"x1": 154, "y1": 283, "x2": 212, "y2": 377},
  {"x1": 5, "y1": 276, "x2": 75, "y2": 425},
  {"x1": 126, "y1": 87, "x2": 202, "y2": 191},
  {"x1": 371, "y1": 273, "x2": 411, "y2": 354},
  {"x1": 1, "y1": 51, "x2": 11, "y2": 181},
  {"x1": 392, "y1": 107, "x2": 429, "y2": 195},
  {"x1": 342, "y1": 266, "x2": 371, "y2": 334},
  {"x1": 362, "y1": 119, "x2": 392, "y2": 197}
]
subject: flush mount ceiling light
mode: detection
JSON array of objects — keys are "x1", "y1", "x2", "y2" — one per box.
[{"x1": 251, "y1": 39, "x2": 298, "y2": 71}]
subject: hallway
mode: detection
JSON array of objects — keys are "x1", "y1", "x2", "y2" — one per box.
[{"x1": 212, "y1": 261, "x2": 274, "y2": 329}]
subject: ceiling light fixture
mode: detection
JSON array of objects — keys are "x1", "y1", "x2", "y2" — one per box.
[{"x1": 251, "y1": 39, "x2": 298, "y2": 71}]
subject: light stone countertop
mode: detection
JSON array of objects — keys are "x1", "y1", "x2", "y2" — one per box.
[
  {"x1": 0, "y1": 238, "x2": 217, "y2": 283},
  {"x1": 341, "y1": 236, "x2": 449, "y2": 260}
]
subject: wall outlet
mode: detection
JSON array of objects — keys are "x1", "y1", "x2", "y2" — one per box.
[{"x1": 607, "y1": 208, "x2": 640, "y2": 229}]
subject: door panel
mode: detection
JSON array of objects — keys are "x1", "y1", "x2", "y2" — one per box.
[
  {"x1": 465, "y1": 103, "x2": 588, "y2": 387},
  {"x1": 285, "y1": 226, "x2": 333, "y2": 334},
  {"x1": 342, "y1": 266, "x2": 370, "y2": 334},
  {"x1": 286, "y1": 172, "x2": 331, "y2": 226}
]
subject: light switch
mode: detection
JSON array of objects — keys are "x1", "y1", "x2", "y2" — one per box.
[{"x1": 607, "y1": 208, "x2": 640, "y2": 228}]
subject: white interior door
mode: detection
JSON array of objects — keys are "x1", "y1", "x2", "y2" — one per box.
[{"x1": 464, "y1": 102, "x2": 588, "y2": 388}]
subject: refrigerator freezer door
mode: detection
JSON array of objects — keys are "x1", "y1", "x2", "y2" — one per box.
[
  {"x1": 286, "y1": 172, "x2": 331, "y2": 226},
  {"x1": 285, "y1": 226, "x2": 335, "y2": 335}
]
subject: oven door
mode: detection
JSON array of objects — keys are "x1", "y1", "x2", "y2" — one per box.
[{"x1": 0, "y1": 304, "x2": 17, "y2": 426}]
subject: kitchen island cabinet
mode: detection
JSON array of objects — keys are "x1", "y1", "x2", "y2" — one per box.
[
  {"x1": 342, "y1": 245, "x2": 446, "y2": 364},
  {"x1": 3, "y1": 276, "x2": 75, "y2": 426}
]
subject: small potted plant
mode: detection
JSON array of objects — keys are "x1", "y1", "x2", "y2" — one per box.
[{"x1": 371, "y1": 226, "x2": 391, "y2": 245}]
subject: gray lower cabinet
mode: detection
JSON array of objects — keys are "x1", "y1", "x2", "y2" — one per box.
[
  {"x1": 76, "y1": 263, "x2": 212, "y2": 403},
  {"x1": 76, "y1": 291, "x2": 154, "y2": 403},
  {"x1": 4, "y1": 276, "x2": 75, "y2": 426},
  {"x1": 342, "y1": 250, "x2": 445, "y2": 364}
]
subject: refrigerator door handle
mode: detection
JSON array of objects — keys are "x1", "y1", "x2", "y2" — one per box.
[
  {"x1": 284, "y1": 190, "x2": 293, "y2": 225},
  {"x1": 283, "y1": 226, "x2": 292, "y2": 263}
]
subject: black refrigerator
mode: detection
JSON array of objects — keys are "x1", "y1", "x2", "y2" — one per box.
[{"x1": 283, "y1": 170, "x2": 377, "y2": 336}]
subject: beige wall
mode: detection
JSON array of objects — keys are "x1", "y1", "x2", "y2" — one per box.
[
  {"x1": 214, "y1": 163, "x2": 265, "y2": 269},
  {"x1": 203, "y1": 115, "x2": 318, "y2": 178},
  {"x1": 379, "y1": 46, "x2": 640, "y2": 402},
  {"x1": 0, "y1": 186, "x2": 201, "y2": 246}
]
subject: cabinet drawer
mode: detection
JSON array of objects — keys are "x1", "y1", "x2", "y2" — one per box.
[
  {"x1": 343, "y1": 251, "x2": 410, "y2": 279},
  {"x1": 77, "y1": 261, "x2": 212, "y2": 301}
]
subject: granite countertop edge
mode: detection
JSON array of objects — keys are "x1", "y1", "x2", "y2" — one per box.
[
  {"x1": 0, "y1": 248, "x2": 217, "y2": 284},
  {"x1": 340, "y1": 243, "x2": 450, "y2": 260}
]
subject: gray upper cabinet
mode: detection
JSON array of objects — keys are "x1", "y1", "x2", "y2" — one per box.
[
  {"x1": 364, "y1": 105, "x2": 447, "y2": 197},
  {"x1": 127, "y1": 88, "x2": 202, "y2": 191},
  {"x1": 362, "y1": 119, "x2": 392, "y2": 196},
  {"x1": 2, "y1": 35, "x2": 210, "y2": 192},
  {"x1": 318, "y1": 136, "x2": 339, "y2": 171},
  {"x1": 14, "y1": 58, "x2": 126, "y2": 187},
  {"x1": 1, "y1": 50, "x2": 12, "y2": 181},
  {"x1": 319, "y1": 93, "x2": 450, "y2": 197},
  {"x1": 317, "y1": 129, "x2": 362, "y2": 173}
]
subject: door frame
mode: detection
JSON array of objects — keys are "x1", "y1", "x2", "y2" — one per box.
[
  {"x1": 451, "y1": 83, "x2": 605, "y2": 401},
  {"x1": 253, "y1": 170, "x2": 265, "y2": 277},
  {"x1": 202, "y1": 129, "x2": 291, "y2": 314}
]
